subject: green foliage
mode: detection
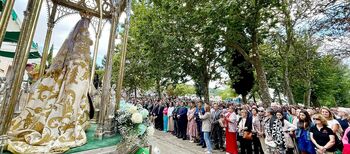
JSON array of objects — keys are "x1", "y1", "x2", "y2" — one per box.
[
  {"x1": 312, "y1": 56, "x2": 350, "y2": 107},
  {"x1": 261, "y1": 35, "x2": 350, "y2": 107},
  {"x1": 112, "y1": 46, "x2": 154, "y2": 94},
  {"x1": 95, "y1": 69, "x2": 105, "y2": 81},
  {"x1": 173, "y1": 84, "x2": 196, "y2": 96},
  {"x1": 217, "y1": 87, "x2": 237, "y2": 100}
]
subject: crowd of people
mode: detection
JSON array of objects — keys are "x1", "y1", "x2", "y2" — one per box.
[{"x1": 128, "y1": 97, "x2": 350, "y2": 154}]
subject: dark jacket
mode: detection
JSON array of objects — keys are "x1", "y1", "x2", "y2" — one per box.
[
  {"x1": 195, "y1": 107, "x2": 205, "y2": 123},
  {"x1": 177, "y1": 106, "x2": 188, "y2": 118},
  {"x1": 238, "y1": 116, "x2": 253, "y2": 132},
  {"x1": 152, "y1": 104, "x2": 159, "y2": 116}
]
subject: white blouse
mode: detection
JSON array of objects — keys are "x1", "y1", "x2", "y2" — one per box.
[{"x1": 167, "y1": 107, "x2": 175, "y2": 117}]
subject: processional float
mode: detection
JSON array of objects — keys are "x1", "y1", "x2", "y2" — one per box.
[{"x1": 0, "y1": 0, "x2": 133, "y2": 153}]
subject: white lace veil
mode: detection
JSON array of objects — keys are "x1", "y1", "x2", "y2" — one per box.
[{"x1": 46, "y1": 17, "x2": 91, "y2": 74}]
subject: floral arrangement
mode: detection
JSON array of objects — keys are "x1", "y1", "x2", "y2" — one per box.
[{"x1": 114, "y1": 101, "x2": 154, "y2": 148}]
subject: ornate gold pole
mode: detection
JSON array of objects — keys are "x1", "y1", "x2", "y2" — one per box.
[
  {"x1": 0, "y1": 3, "x2": 31, "y2": 126},
  {"x1": 89, "y1": 1, "x2": 103, "y2": 92},
  {"x1": 115, "y1": 0, "x2": 132, "y2": 111},
  {"x1": 95, "y1": 7, "x2": 120, "y2": 139},
  {"x1": 0, "y1": 0, "x2": 15, "y2": 47},
  {"x1": 0, "y1": 0, "x2": 44, "y2": 135},
  {"x1": 38, "y1": 3, "x2": 57, "y2": 78}
]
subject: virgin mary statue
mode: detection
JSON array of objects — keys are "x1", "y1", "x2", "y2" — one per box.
[{"x1": 7, "y1": 17, "x2": 93, "y2": 153}]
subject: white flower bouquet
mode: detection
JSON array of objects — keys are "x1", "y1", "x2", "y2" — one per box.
[{"x1": 114, "y1": 101, "x2": 153, "y2": 148}]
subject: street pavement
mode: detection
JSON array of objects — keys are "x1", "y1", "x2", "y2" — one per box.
[{"x1": 149, "y1": 130, "x2": 226, "y2": 154}]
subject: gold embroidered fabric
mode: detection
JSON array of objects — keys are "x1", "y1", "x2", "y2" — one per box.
[{"x1": 7, "y1": 18, "x2": 93, "y2": 153}]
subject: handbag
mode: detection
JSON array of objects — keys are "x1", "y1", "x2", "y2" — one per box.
[
  {"x1": 265, "y1": 137, "x2": 277, "y2": 148},
  {"x1": 243, "y1": 131, "x2": 253, "y2": 140}
]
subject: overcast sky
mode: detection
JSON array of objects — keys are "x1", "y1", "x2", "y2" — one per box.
[{"x1": 13, "y1": 0, "x2": 125, "y2": 66}]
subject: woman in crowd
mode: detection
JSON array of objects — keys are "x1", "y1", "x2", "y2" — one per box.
[
  {"x1": 199, "y1": 104, "x2": 212, "y2": 154},
  {"x1": 275, "y1": 109, "x2": 297, "y2": 154},
  {"x1": 288, "y1": 107, "x2": 298, "y2": 126},
  {"x1": 238, "y1": 109, "x2": 253, "y2": 154},
  {"x1": 264, "y1": 108, "x2": 277, "y2": 154},
  {"x1": 168, "y1": 102, "x2": 175, "y2": 133},
  {"x1": 187, "y1": 101, "x2": 198, "y2": 143},
  {"x1": 251, "y1": 107, "x2": 264, "y2": 154},
  {"x1": 342, "y1": 117, "x2": 350, "y2": 153},
  {"x1": 310, "y1": 114, "x2": 337, "y2": 154},
  {"x1": 296, "y1": 110, "x2": 316, "y2": 154},
  {"x1": 163, "y1": 103, "x2": 169, "y2": 132},
  {"x1": 224, "y1": 105, "x2": 238, "y2": 154},
  {"x1": 321, "y1": 107, "x2": 343, "y2": 140},
  {"x1": 257, "y1": 107, "x2": 268, "y2": 154}
]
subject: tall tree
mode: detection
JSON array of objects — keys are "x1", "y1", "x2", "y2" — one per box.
[
  {"x1": 225, "y1": 48, "x2": 254, "y2": 104},
  {"x1": 150, "y1": 0, "x2": 225, "y2": 103},
  {"x1": 47, "y1": 44, "x2": 54, "y2": 67},
  {"x1": 221, "y1": 0, "x2": 280, "y2": 107}
]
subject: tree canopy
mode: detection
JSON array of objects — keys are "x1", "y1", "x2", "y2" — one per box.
[{"x1": 109, "y1": 0, "x2": 350, "y2": 107}]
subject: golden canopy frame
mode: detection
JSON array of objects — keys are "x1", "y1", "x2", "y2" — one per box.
[{"x1": 0, "y1": 0, "x2": 131, "y2": 139}]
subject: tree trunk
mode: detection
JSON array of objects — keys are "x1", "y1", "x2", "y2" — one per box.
[
  {"x1": 276, "y1": 88, "x2": 283, "y2": 105},
  {"x1": 242, "y1": 94, "x2": 247, "y2": 104},
  {"x1": 304, "y1": 79, "x2": 311, "y2": 107},
  {"x1": 282, "y1": 0, "x2": 296, "y2": 105},
  {"x1": 252, "y1": 93, "x2": 256, "y2": 104},
  {"x1": 156, "y1": 79, "x2": 161, "y2": 99},
  {"x1": 251, "y1": 7, "x2": 272, "y2": 108},
  {"x1": 284, "y1": 68, "x2": 295, "y2": 105},
  {"x1": 203, "y1": 79, "x2": 210, "y2": 104},
  {"x1": 252, "y1": 55, "x2": 272, "y2": 108},
  {"x1": 134, "y1": 88, "x2": 137, "y2": 98}
]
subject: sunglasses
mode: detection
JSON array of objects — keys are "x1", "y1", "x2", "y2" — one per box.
[
  {"x1": 313, "y1": 118, "x2": 320, "y2": 121},
  {"x1": 258, "y1": 111, "x2": 264, "y2": 112}
]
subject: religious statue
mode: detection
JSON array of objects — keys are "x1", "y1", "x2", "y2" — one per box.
[
  {"x1": 109, "y1": 84, "x2": 117, "y2": 118},
  {"x1": 7, "y1": 17, "x2": 93, "y2": 153}
]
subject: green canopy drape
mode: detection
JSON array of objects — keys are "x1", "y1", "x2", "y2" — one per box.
[
  {"x1": 3, "y1": 31, "x2": 19, "y2": 43},
  {"x1": 0, "y1": 50, "x2": 41, "y2": 59},
  {"x1": 0, "y1": 2, "x2": 41, "y2": 59}
]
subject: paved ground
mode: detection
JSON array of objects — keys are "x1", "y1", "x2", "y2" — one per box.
[
  {"x1": 76, "y1": 130, "x2": 227, "y2": 154},
  {"x1": 149, "y1": 130, "x2": 226, "y2": 154}
]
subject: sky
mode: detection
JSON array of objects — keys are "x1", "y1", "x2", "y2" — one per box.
[{"x1": 13, "y1": 0, "x2": 125, "y2": 66}]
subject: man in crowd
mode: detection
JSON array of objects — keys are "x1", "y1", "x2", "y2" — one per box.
[
  {"x1": 337, "y1": 107, "x2": 349, "y2": 131},
  {"x1": 152, "y1": 100, "x2": 163, "y2": 130},
  {"x1": 177, "y1": 101, "x2": 188, "y2": 140},
  {"x1": 25, "y1": 63, "x2": 38, "y2": 84},
  {"x1": 157, "y1": 100, "x2": 165, "y2": 130},
  {"x1": 195, "y1": 101, "x2": 206, "y2": 148},
  {"x1": 173, "y1": 101, "x2": 180, "y2": 136},
  {"x1": 211, "y1": 103, "x2": 224, "y2": 150},
  {"x1": 258, "y1": 107, "x2": 268, "y2": 154}
]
